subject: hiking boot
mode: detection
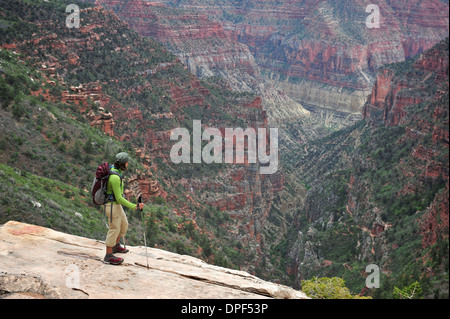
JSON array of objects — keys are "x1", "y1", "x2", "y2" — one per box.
[
  {"x1": 112, "y1": 243, "x2": 129, "y2": 254},
  {"x1": 103, "y1": 254, "x2": 124, "y2": 265}
]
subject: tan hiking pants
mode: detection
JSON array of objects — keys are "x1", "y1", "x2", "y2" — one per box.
[{"x1": 105, "y1": 203, "x2": 128, "y2": 247}]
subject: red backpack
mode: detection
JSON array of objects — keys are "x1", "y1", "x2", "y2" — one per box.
[{"x1": 90, "y1": 162, "x2": 122, "y2": 205}]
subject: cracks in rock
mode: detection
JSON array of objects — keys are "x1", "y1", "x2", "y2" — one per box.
[{"x1": 134, "y1": 262, "x2": 273, "y2": 298}]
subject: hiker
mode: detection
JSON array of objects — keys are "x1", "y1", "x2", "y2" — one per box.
[{"x1": 103, "y1": 152, "x2": 144, "y2": 265}]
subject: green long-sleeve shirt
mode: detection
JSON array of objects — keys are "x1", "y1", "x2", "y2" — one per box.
[{"x1": 106, "y1": 166, "x2": 137, "y2": 210}]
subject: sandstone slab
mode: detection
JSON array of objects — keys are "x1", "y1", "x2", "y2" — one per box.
[{"x1": 0, "y1": 221, "x2": 308, "y2": 299}]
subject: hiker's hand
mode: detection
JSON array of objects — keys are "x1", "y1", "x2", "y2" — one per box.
[{"x1": 138, "y1": 203, "x2": 144, "y2": 210}]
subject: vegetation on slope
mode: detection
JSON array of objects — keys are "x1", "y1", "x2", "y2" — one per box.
[{"x1": 0, "y1": 0, "x2": 248, "y2": 270}]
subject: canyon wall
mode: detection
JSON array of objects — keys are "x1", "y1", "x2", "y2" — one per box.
[
  {"x1": 363, "y1": 38, "x2": 449, "y2": 253},
  {"x1": 155, "y1": 0, "x2": 449, "y2": 118},
  {"x1": 279, "y1": 38, "x2": 449, "y2": 297},
  {"x1": 92, "y1": 0, "x2": 310, "y2": 124}
]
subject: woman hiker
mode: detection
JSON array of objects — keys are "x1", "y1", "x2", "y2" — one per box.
[{"x1": 103, "y1": 152, "x2": 144, "y2": 265}]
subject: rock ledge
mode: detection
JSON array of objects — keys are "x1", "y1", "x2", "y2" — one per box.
[{"x1": 0, "y1": 221, "x2": 308, "y2": 299}]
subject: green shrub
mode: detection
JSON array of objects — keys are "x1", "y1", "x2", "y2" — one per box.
[
  {"x1": 301, "y1": 277, "x2": 371, "y2": 299},
  {"x1": 393, "y1": 281, "x2": 423, "y2": 299}
]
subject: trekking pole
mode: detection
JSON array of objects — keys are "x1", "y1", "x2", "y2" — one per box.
[{"x1": 139, "y1": 195, "x2": 150, "y2": 270}]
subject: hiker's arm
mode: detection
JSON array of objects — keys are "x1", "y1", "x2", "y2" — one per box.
[{"x1": 110, "y1": 175, "x2": 137, "y2": 210}]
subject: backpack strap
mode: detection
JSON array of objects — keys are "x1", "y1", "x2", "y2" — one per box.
[
  {"x1": 105, "y1": 169, "x2": 123, "y2": 224},
  {"x1": 109, "y1": 194, "x2": 114, "y2": 224},
  {"x1": 109, "y1": 170, "x2": 123, "y2": 188}
]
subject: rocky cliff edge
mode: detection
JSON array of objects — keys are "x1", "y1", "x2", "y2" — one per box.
[{"x1": 0, "y1": 221, "x2": 308, "y2": 299}]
